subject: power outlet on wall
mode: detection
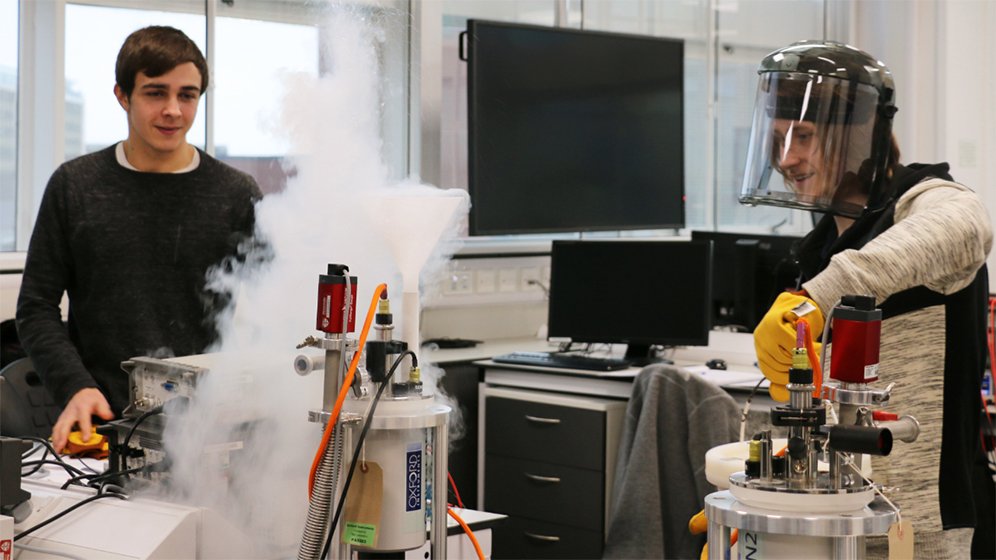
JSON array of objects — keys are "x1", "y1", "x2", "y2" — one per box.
[
  {"x1": 475, "y1": 269, "x2": 497, "y2": 293},
  {"x1": 498, "y1": 268, "x2": 519, "y2": 293},
  {"x1": 520, "y1": 267, "x2": 541, "y2": 291},
  {"x1": 444, "y1": 271, "x2": 474, "y2": 295}
]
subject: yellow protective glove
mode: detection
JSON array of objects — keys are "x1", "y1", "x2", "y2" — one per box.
[{"x1": 754, "y1": 291, "x2": 825, "y2": 401}]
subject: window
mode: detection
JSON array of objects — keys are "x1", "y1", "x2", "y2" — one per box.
[
  {"x1": 714, "y1": 0, "x2": 824, "y2": 233},
  {"x1": 65, "y1": 4, "x2": 207, "y2": 156},
  {"x1": 6, "y1": 0, "x2": 410, "y2": 251},
  {"x1": 1, "y1": 0, "x2": 18, "y2": 251},
  {"x1": 6, "y1": 1, "x2": 836, "y2": 254},
  {"x1": 213, "y1": 15, "x2": 319, "y2": 194}
]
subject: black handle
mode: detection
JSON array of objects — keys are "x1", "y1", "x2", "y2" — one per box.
[
  {"x1": 458, "y1": 31, "x2": 468, "y2": 62},
  {"x1": 829, "y1": 425, "x2": 893, "y2": 456},
  {"x1": 524, "y1": 531, "x2": 561, "y2": 542}
]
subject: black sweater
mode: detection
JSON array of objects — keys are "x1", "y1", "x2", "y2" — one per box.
[{"x1": 16, "y1": 145, "x2": 261, "y2": 414}]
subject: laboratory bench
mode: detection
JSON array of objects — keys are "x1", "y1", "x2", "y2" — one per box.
[{"x1": 10, "y1": 460, "x2": 507, "y2": 559}]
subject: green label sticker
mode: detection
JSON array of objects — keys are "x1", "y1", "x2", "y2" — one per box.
[{"x1": 343, "y1": 522, "x2": 377, "y2": 546}]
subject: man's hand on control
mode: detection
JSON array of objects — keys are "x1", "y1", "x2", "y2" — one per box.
[
  {"x1": 754, "y1": 291, "x2": 825, "y2": 401},
  {"x1": 51, "y1": 388, "x2": 114, "y2": 452}
]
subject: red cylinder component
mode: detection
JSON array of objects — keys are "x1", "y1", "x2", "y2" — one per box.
[
  {"x1": 316, "y1": 265, "x2": 357, "y2": 334},
  {"x1": 829, "y1": 296, "x2": 882, "y2": 384},
  {"x1": 872, "y1": 410, "x2": 899, "y2": 421}
]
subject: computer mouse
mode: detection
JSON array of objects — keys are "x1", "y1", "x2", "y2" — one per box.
[{"x1": 706, "y1": 358, "x2": 727, "y2": 370}]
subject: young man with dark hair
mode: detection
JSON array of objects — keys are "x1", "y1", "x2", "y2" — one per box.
[{"x1": 16, "y1": 26, "x2": 262, "y2": 451}]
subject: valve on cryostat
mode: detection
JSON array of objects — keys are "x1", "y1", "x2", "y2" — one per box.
[
  {"x1": 770, "y1": 339, "x2": 825, "y2": 430},
  {"x1": 829, "y1": 294, "x2": 881, "y2": 385},
  {"x1": 821, "y1": 296, "x2": 893, "y2": 410},
  {"x1": 316, "y1": 264, "x2": 358, "y2": 335},
  {"x1": 293, "y1": 263, "x2": 363, "y2": 414},
  {"x1": 365, "y1": 290, "x2": 419, "y2": 395}
]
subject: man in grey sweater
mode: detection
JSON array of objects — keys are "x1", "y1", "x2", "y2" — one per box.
[
  {"x1": 16, "y1": 26, "x2": 261, "y2": 452},
  {"x1": 745, "y1": 40, "x2": 992, "y2": 558}
]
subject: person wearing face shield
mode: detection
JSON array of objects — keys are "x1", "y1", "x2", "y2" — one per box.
[{"x1": 742, "y1": 41, "x2": 993, "y2": 558}]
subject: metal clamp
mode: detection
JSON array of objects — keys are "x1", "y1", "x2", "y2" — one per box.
[
  {"x1": 822, "y1": 382, "x2": 892, "y2": 406},
  {"x1": 307, "y1": 410, "x2": 363, "y2": 425},
  {"x1": 296, "y1": 335, "x2": 356, "y2": 352}
]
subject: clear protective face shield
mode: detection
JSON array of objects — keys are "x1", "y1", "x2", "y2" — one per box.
[{"x1": 739, "y1": 51, "x2": 895, "y2": 218}]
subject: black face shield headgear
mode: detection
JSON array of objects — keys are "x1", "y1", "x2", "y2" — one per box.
[{"x1": 739, "y1": 40, "x2": 898, "y2": 218}]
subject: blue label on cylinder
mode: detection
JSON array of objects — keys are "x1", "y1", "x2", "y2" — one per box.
[{"x1": 406, "y1": 443, "x2": 422, "y2": 512}]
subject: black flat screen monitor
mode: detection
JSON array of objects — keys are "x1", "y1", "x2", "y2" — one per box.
[
  {"x1": 548, "y1": 240, "x2": 711, "y2": 363},
  {"x1": 690, "y1": 231, "x2": 803, "y2": 332},
  {"x1": 465, "y1": 20, "x2": 685, "y2": 235}
]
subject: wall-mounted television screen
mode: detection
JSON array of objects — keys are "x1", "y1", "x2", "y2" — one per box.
[{"x1": 464, "y1": 20, "x2": 685, "y2": 235}]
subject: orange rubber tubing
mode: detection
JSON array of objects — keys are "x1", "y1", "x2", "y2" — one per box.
[{"x1": 308, "y1": 283, "x2": 387, "y2": 499}]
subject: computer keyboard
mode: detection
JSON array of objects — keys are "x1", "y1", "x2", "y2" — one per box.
[{"x1": 492, "y1": 351, "x2": 632, "y2": 372}]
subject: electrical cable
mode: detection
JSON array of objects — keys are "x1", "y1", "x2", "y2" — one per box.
[
  {"x1": 20, "y1": 436, "x2": 62, "y2": 457},
  {"x1": 19, "y1": 449, "x2": 51, "y2": 477},
  {"x1": 319, "y1": 379, "x2": 390, "y2": 560},
  {"x1": 61, "y1": 404, "x2": 165, "y2": 489},
  {"x1": 13, "y1": 491, "x2": 126, "y2": 541},
  {"x1": 739, "y1": 376, "x2": 765, "y2": 442},
  {"x1": 76, "y1": 456, "x2": 101, "y2": 475},
  {"x1": 22, "y1": 441, "x2": 45, "y2": 458},
  {"x1": 121, "y1": 404, "x2": 165, "y2": 454},
  {"x1": 20, "y1": 459, "x2": 86, "y2": 479},
  {"x1": 18, "y1": 436, "x2": 79, "y2": 476},
  {"x1": 835, "y1": 449, "x2": 903, "y2": 530},
  {"x1": 308, "y1": 282, "x2": 388, "y2": 499},
  {"x1": 448, "y1": 471, "x2": 465, "y2": 509},
  {"x1": 60, "y1": 463, "x2": 148, "y2": 491},
  {"x1": 320, "y1": 350, "x2": 416, "y2": 560},
  {"x1": 447, "y1": 507, "x2": 485, "y2": 560}
]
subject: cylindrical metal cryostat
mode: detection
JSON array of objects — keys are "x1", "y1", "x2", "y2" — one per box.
[
  {"x1": 829, "y1": 295, "x2": 882, "y2": 384},
  {"x1": 339, "y1": 398, "x2": 450, "y2": 554},
  {"x1": 345, "y1": 426, "x2": 427, "y2": 552},
  {"x1": 316, "y1": 264, "x2": 357, "y2": 334}
]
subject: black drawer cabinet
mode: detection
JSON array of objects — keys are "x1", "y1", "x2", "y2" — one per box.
[
  {"x1": 491, "y1": 515, "x2": 604, "y2": 559},
  {"x1": 484, "y1": 454, "x2": 603, "y2": 530},
  {"x1": 485, "y1": 397, "x2": 605, "y2": 469},
  {"x1": 480, "y1": 386, "x2": 626, "y2": 559}
]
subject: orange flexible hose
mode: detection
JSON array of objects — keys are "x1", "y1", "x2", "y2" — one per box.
[
  {"x1": 798, "y1": 318, "x2": 823, "y2": 398},
  {"x1": 448, "y1": 507, "x2": 485, "y2": 560},
  {"x1": 308, "y1": 283, "x2": 387, "y2": 499},
  {"x1": 448, "y1": 471, "x2": 465, "y2": 509}
]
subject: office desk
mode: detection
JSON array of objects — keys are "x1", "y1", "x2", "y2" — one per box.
[{"x1": 472, "y1": 357, "x2": 774, "y2": 559}]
